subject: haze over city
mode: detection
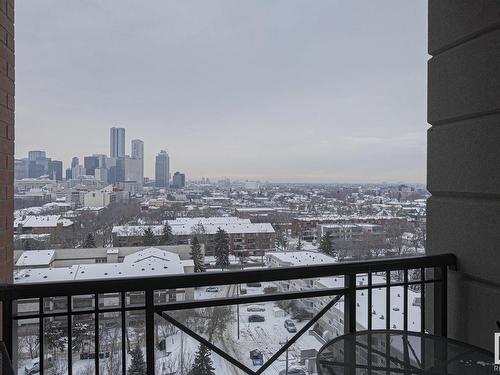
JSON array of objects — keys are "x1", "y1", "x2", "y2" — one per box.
[{"x1": 15, "y1": 0, "x2": 427, "y2": 183}]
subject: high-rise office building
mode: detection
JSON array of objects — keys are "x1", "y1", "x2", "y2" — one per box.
[
  {"x1": 124, "y1": 156, "x2": 143, "y2": 187},
  {"x1": 28, "y1": 150, "x2": 46, "y2": 161},
  {"x1": 49, "y1": 160, "x2": 63, "y2": 181},
  {"x1": 131, "y1": 139, "x2": 144, "y2": 160},
  {"x1": 14, "y1": 159, "x2": 29, "y2": 180},
  {"x1": 131, "y1": 139, "x2": 144, "y2": 185},
  {"x1": 110, "y1": 127, "x2": 125, "y2": 158},
  {"x1": 71, "y1": 157, "x2": 79, "y2": 169},
  {"x1": 27, "y1": 151, "x2": 50, "y2": 178},
  {"x1": 92, "y1": 154, "x2": 107, "y2": 169},
  {"x1": 172, "y1": 172, "x2": 186, "y2": 189},
  {"x1": 155, "y1": 150, "x2": 170, "y2": 188},
  {"x1": 84, "y1": 156, "x2": 100, "y2": 176}
]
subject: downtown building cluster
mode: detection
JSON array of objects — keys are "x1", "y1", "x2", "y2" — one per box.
[{"x1": 14, "y1": 127, "x2": 187, "y2": 208}]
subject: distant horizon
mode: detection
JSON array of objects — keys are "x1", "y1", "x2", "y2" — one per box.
[{"x1": 15, "y1": 1, "x2": 427, "y2": 182}]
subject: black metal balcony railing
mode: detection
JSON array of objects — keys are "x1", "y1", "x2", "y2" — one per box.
[{"x1": 0, "y1": 253, "x2": 456, "y2": 375}]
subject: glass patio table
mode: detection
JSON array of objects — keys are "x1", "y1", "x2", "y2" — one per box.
[{"x1": 317, "y1": 330, "x2": 495, "y2": 374}]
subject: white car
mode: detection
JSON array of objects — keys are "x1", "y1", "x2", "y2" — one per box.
[{"x1": 246, "y1": 305, "x2": 266, "y2": 312}]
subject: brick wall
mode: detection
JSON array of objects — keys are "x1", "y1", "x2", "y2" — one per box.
[{"x1": 0, "y1": 0, "x2": 14, "y2": 285}]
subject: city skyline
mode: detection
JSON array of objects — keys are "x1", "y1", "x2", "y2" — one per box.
[{"x1": 15, "y1": 1, "x2": 427, "y2": 183}]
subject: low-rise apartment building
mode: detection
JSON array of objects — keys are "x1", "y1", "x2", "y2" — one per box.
[
  {"x1": 112, "y1": 217, "x2": 275, "y2": 256},
  {"x1": 14, "y1": 214, "x2": 74, "y2": 235}
]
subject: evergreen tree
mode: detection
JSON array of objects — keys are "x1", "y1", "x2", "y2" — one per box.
[
  {"x1": 189, "y1": 344, "x2": 215, "y2": 375},
  {"x1": 142, "y1": 227, "x2": 157, "y2": 246},
  {"x1": 160, "y1": 223, "x2": 173, "y2": 245},
  {"x1": 83, "y1": 233, "x2": 97, "y2": 248},
  {"x1": 23, "y1": 239, "x2": 32, "y2": 250},
  {"x1": 44, "y1": 320, "x2": 67, "y2": 353},
  {"x1": 296, "y1": 237, "x2": 302, "y2": 251},
  {"x1": 319, "y1": 233, "x2": 334, "y2": 256},
  {"x1": 190, "y1": 236, "x2": 206, "y2": 272},
  {"x1": 128, "y1": 344, "x2": 147, "y2": 375},
  {"x1": 275, "y1": 225, "x2": 288, "y2": 251},
  {"x1": 214, "y1": 228, "x2": 230, "y2": 269}
]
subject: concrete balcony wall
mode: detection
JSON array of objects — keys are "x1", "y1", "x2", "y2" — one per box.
[{"x1": 427, "y1": 0, "x2": 500, "y2": 351}]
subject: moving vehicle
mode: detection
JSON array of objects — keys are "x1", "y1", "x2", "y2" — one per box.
[
  {"x1": 284, "y1": 319, "x2": 297, "y2": 332},
  {"x1": 248, "y1": 314, "x2": 265, "y2": 322},
  {"x1": 205, "y1": 287, "x2": 219, "y2": 293}
]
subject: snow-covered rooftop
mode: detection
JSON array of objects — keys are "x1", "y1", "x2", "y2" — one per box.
[
  {"x1": 15, "y1": 250, "x2": 55, "y2": 267},
  {"x1": 14, "y1": 215, "x2": 73, "y2": 228},
  {"x1": 113, "y1": 217, "x2": 274, "y2": 237},
  {"x1": 14, "y1": 247, "x2": 188, "y2": 283},
  {"x1": 267, "y1": 251, "x2": 336, "y2": 266}
]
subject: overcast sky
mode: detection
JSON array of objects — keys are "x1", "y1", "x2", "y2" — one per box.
[{"x1": 15, "y1": 0, "x2": 427, "y2": 183}]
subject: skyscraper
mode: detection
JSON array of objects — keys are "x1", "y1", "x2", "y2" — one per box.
[
  {"x1": 131, "y1": 139, "x2": 144, "y2": 185},
  {"x1": 28, "y1": 150, "x2": 46, "y2": 161},
  {"x1": 155, "y1": 150, "x2": 170, "y2": 188},
  {"x1": 84, "y1": 156, "x2": 100, "y2": 176},
  {"x1": 172, "y1": 172, "x2": 186, "y2": 188},
  {"x1": 131, "y1": 139, "x2": 144, "y2": 160},
  {"x1": 110, "y1": 127, "x2": 125, "y2": 158},
  {"x1": 49, "y1": 160, "x2": 63, "y2": 181},
  {"x1": 124, "y1": 156, "x2": 143, "y2": 186},
  {"x1": 27, "y1": 150, "x2": 49, "y2": 178},
  {"x1": 71, "y1": 157, "x2": 79, "y2": 169}
]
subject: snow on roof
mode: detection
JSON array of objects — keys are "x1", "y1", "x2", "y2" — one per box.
[
  {"x1": 14, "y1": 215, "x2": 73, "y2": 228},
  {"x1": 14, "y1": 247, "x2": 187, "y2": 283},
  {"x1": 113, "y1": 218, "x2": 274, "y2": 237},
  {"x1": 168, "y1": 217, "x2": 250, "y2": 226},
  {"x1": 123, "y1": 246, "x2": 181, "y2": 264},
  {"x1": 293, "y1": 214, "x2": 402, "y2": 222},
  {"x1": 14, "y1": 233, "x2": 51, "y2": 240},
  {"x1": 267, "y1": 251, "x2": 336, "y2": 266},
  {"x1": 169, "y1": 222, "x2": 275, "y2": 236},
  {"x1": 15, "y1": 250, "x2": 55, "y2": 267},
  {"x1": 235, "y1": 208, "x2": 277, "y2": 212}
]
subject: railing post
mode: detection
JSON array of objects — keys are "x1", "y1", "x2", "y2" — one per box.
[
  {"x1": 145, "y1": 290, "x2": 155, "y2": 374},
  {"x1": 345, "y1": 273, "x2": 357, "y2": 333},
  {"x1": 1, "y1": 295, "x2": 12, "y2": 360},
  {"x1": 433, "y1": 266, "x2": 448, "y2": 336}
]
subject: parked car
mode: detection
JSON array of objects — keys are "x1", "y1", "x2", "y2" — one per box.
[
  {"x1": 250, "y1": 349, "x2": 264, "y2": 366},
  {"x1": 205, "y1": 287, "x2": 219, "y2": 293},
  {"x1": 25, "y1": 362, "x2": 39, "y2": 375},
  {"x1": 284, "y1": 319, "x2": 297, "y2": 332},
  {"x1": 246, "y1": 305, "x2": 266, "y2": 312},
  {"x1": 248, "y1": 314, "x2": 265, "y2": 322},
  {"x1": 246, "y1": 282, "x2": 262, "y2": 288},
  {"x1": 25, "y1": 357, "x2": 53, "y2": 375},
  {"x1": 279, "y1": 368, "x2": 306, "y2": 375}
]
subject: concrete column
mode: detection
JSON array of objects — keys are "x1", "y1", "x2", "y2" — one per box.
[{"x1": 427, "y1": 0, "x2": 500, "y2": 351}]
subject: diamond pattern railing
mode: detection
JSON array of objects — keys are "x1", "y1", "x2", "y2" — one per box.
[{"x1": 0, "y1": 253, "x2": 455, "y2": 374}]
